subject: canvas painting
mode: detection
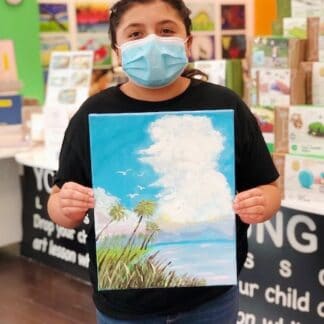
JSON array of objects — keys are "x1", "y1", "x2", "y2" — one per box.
[
  {"x1": 77, "y1": 34, "x2": 112, "y2": 68},
  {"x1": 39, "y1": 3, "x2": 69, "y2": 32},
  {"x1": 222, "y1": 35, "x2": 246, "y2": 59},
  {"x1": 75, "y1": 0, "x2": 109, "y2": 33},
  {"x1": 190, "y1": 35, "x2": 215, "y2": 61},
  {"x1": 186, "y1": 1, "x2": 216, "y2": 31},
  {"x1": 89, "y1": 110, "x2": 237, "y2": 291},
  {"x1": 221, "y1": 5, "x2": 245, "y2": 30}
]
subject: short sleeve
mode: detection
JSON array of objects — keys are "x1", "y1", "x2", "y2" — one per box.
[
  {"x1": 53, "y1": 112, "x2": 92, "y2": 189},
  {"x1": 234, "y1": 99, "x2": 279, "y2": 192}
]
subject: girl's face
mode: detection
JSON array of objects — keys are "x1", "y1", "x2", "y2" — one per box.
[{"x1": 115, "y1": 1, "x2": 192, "y2": 59}]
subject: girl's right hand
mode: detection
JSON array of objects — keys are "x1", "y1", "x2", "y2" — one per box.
[{"x1": 59, "y1": 182, "x2": 95, "y2": 223}]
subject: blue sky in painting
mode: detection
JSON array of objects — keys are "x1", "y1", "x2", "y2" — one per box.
[{"x1": 89, "y1": 110, "x2": 235, "y2": 211}]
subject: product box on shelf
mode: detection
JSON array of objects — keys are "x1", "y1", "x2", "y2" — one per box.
[
  {"x1": 251, "y1": 37, "x2": 306, "y2": 70},
  {"x1": 0, "y1": 94, "x2": 22, "y2": 125},
  {"x1": 284, "y1": 154, "x2": 324, "y2": 205},
  {"x1": 275, "y1": 105, "x2": 324, "y2": 157},
  {"x1": 320, "y1": 17, "x2": 324, "y2": 62},
  {"x1": 291, "y1": 0, "x2": 324, "y2": 18},
  {"x1": 312, "y1": 62, "x2": 324, "y2": 106},
  {"x1": 274, "y1": 106, "x2": 289, "y2": 153},
  {"x1": 251, "y1": 106, "x2": 275, "y2": 152},
  {"x1": 283, "y1": 17, "x2": 307, "y2": 39},
  {"x1": 276, "y1": 0, "x2": 291, "y2": 19},
  {"x1": 289, "y1": 106, "x2": 324, "y2": 157},
  {"x1": 300, "y1": 61, "x2": 313, "y2": 104},
  {"x1": 306, "y1": 17, "x2": 320, "y2": 62},
  {"x1": 253, "y1": 67, "x2": 305, "y2": 108}
]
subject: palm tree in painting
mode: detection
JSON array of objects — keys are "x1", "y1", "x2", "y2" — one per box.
[
  {"x1": 141, "y1": 221, "x2": 160, "y2": 249},
  {"x1": 96, "y1": 203, "x2": 126, "y2": 241},
  {"x1": 129, "y1": 200, "x2": 156, "y2": 246},
  {"x1": 114, "y1": 200, "x2": 156, "y2": 265}
]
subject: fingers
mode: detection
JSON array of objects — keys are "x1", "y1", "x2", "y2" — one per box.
[
  {"x1": 233, "y1": 188, "x2": 266, "y2": 224},
  {"x1": 59, "y1": 182, "x2": 95, "y2": 218}
]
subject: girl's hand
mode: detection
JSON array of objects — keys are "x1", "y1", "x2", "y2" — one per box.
[
  {"x1": 58, "y1": 182, "x2": 94, "y2": 223},
  {"x1": 233, "y1": 187, "x2": 266, "y2": 224}
]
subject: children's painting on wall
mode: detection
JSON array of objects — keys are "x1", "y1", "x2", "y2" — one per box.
[
  {"x1": 77, "y1": 34, "x2": 112, "y2": 67},
  {"x1": 221, "y1": 5, "x2": 245, "y2": 30},
  {"x1": 40, "y1": 35, "x2": 71, "y2": 68},
  {"x1": 190, "y1": 35, "x2": 215, "y2": 61},
  {"x1": 39, "y1": 3, "x2": 69, "y2": 32},
  {"x1": 186, "y1": 1, "x2": 216, "y2": 31},
  {"x1": 89, "y1": 110, "x2": 237, "y2": 290},
  {"x1": 76, "y1": 0, "x2": 109, "y2": 33},
  {"x1": 222, "y1": 35, "x2": 246, "y2": 59}
]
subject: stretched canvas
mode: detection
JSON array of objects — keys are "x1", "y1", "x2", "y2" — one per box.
[{"x1": 89, "y1": 110, "x2": 237, "y2": 290}]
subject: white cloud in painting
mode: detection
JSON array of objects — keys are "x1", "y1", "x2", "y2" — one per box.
[
  {"x1": 139, "y1": 115, "x2": 233, "y2": 231},
  {"x1": 94, "y1": 188, "x2": 145, "y2": 238}
]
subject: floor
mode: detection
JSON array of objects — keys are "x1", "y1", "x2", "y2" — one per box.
[{"x1": 0, "y1": 244, "x2": 96, "y2": 324}]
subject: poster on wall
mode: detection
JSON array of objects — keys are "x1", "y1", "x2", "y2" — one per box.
[
  {"x1": 239, "y1": 207, "x2": 324, "y2": 324},
  {"x1": 89, "y1": 110, "x2": 237, "y2": 290},
  {"x1": 39, "y1": 3, "x2": 69, "y2": 32}
]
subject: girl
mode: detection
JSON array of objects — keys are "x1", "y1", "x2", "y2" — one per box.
[{"x1": 48, "y1": 0, "x2": 281, "y2": 323}]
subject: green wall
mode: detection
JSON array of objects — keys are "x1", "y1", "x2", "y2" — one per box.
[{"x1": 0, "y1": 0, "x2": 44, "y2": 103}]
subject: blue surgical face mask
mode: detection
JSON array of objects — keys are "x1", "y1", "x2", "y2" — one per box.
[{"x1": 119, "y1": 34, "x2": 189, "y2": 89}]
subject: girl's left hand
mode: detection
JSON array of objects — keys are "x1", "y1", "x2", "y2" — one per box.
[{"x1": 233, "y1": 188, "x2": 266, "y2": 224}]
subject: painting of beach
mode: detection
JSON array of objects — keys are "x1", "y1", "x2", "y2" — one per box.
[{"x1": 89, "y1": 110, "x2": 237, "y2": 290}]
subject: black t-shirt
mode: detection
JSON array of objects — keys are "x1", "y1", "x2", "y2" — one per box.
[{"x1": 54, "y1": 79, "x2": 279, "y2": 320}]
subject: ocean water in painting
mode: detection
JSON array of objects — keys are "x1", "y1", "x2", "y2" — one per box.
[{"x1": 89, "y1": 110, "x2": 237, "y2": 290}]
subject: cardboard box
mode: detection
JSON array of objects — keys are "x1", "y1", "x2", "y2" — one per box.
[
  {"x1": 312, "y1": 62, "x2": 324, "y2": 106},
  {"x1": 251, "y1": 106, "x2": 275, "y2": 152},
  {"x1": 251, "y1": 37, "x2": 306, "y2": 70},
  {"x1": 275, "y1": 105, "x2": 324, "y2": 157},
  {"x1": 283, "y1": 17, "x2": 307, "y2": 39},
  {"x1": 284, "y1": 154, "x2": 324, "y2": 204},
  {"x1": 0, "y1": 94, "x2": 22, "y2": 125},
  {"x1": 255, "y1": 67, "x2": 305, "y2": 108},
  {"x1": 276, "y1": 0, "x2": 291, "y2": 19},
  {"x1": 306, "y1": 17, "x2": 320, "y2": 62},
  {"x1": 274, "y1": 106, "x2": 289, "y2": 153},
  {"x1": 300, "y1": 62, "x2": 314, "y2": 104},
  {"x1": 289, "y1": 106, "x2": 324, "y2": 158}
]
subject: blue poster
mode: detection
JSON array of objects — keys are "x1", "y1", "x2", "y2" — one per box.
[{"x1": 89, "y1": 110, "x2": 237, "y2": 290}]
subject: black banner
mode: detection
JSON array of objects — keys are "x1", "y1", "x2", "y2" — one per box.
[
  {"x1": 239, "y1": 207, "x2": 324, "y2": 324},
  {"x1": 21, "y1": 166, "x2": 90, "y2": 281}
]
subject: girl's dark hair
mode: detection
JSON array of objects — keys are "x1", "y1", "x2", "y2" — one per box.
[{"x1": 109, "y1": 0, "x2": 207, "y2": 80}]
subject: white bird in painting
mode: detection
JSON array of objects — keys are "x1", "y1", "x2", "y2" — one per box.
[
  {"x1": 117, "y1": 169, "x2": 132, "y2": 176},
  {"x1": 127, "y1": 193, "x2": 139, "y2": 199},
  {"x1": 137, "y1": 185, "x2": 145, "y2": 191}
]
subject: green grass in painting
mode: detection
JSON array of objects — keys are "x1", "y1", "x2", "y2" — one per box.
[
  {"x1": 97, "y1": 244, "x2": 206, "y2": 290},
  {"x1": 96, "y1": 199, "x2": 206, "y2": 290}
]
